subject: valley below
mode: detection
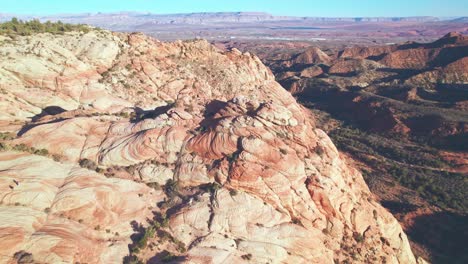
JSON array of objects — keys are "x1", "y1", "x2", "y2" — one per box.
[{"x1": 218, "y1": 32, "x2": 468, "y2": 263}]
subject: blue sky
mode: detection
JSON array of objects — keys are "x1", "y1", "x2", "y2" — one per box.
[{"x1": 2, "y1": 0, "x2": 467, "y2": 17}]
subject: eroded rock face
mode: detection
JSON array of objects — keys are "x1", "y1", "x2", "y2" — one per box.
[
  {"x1": 340, "y1": 32, "x2": 468, "y2": 72},
  {"x1": 271, "y1": 32, "x2": 467, "y2": 144},
  {"x1": 0, "y1": 152, "x2": 160, "y2": 264},
  {"x1": 293, "y1": 47, "x2": 332, "y2": 65},
  {"x1": 0, "y1": 31, "x2": 416, "y2": 263}
]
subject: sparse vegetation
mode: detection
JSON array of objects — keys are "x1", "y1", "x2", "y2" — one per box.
[
  {"x1": 353, "y1": 232, "x2": 364, "y2": 243},
  {"x1": 33, "y1": 148, "x2": 49, "y2": 156},
  {"x1": 52, "y1": 154, "x2": 62, "y2": 162},
  {"x1": 146, "y1": 182, "x2": 161, "y2": 190},
  {"x1": 0, "y1": 142, "x2": 8, "y2": 151},
  {"x1": 134, "y1": 226, "x2": 156, "y2": 250},
  {"x1": 328, "y1": 125, "x2": 467, "y2": 212},
  {"x1": 0, "y1": 18, "x2": 93, "y2": 36},
  {"x1": 0, "y1": 132, "x2": 15, "y2": 141},
  {"x1": 241, "y1": 253, "x2": 253, "y2": 260},
  {"x1": 3, "y1": 143, "x2": 51, "y2": 157},
  {"x1": 79, "y1": 158, "x2": 98, "y2": 171},
  {"x1": 118, "y1": 112, "x2": 131, "y2": 118},
  {"x1": 202, "y1": 182, "x2": 221, "y2": 194},
  {"x1": 127, "y1": 213, "x2": 185, "y2": 261},
  {"x1": 164, "y1": 179, "x2": 180, "y2": 200}
]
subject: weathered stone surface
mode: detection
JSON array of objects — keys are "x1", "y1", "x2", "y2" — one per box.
[{"x1": 0, "y1": 30, "x2": 416, "y2": 263}]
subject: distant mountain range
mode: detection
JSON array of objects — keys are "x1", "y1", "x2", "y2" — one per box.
[
  {"x1": 1, "y1": 12, "x2": 466, "y2": 41},
  {"x1": 0, "y1": 11, "x2": 462, "y2": 27}
]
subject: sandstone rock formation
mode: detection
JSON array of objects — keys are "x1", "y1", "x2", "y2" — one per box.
[
  {"x1": 225, "y1": 32, "x2": 467, "y2": 264},
  {"x1": 341, "y1": 32, "x2": 468, "y2": 71},
  {"x1": 0, "y1": 30, "x2": 416, "y2": 263},
  {"x1": 328, "y1": 59, "x2": 384, "y2": 76},
  {"x1": 293, "y1": 47, "x2": 332, "y2": 65},
  {"x1": 271, "y1": 32, "x2": 467, "y2": 141}
]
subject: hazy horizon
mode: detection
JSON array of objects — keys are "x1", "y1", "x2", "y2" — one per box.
[
  {"x1": 0, "y1": 11, "x2": 464, "y2": 19},
  {"x1": 2, "y1": 0, "x2": 468, "y2": 17}
]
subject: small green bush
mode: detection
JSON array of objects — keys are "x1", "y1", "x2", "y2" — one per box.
[
  {"x1": 12, "y1": 143, "x2": 30, "y2": 152},
  {"x1": 33, "y1": 148, "x2": 49, "y2": 156},
  {"x1": 135, "y1": 226, "x2": 156, "y2": 250}
]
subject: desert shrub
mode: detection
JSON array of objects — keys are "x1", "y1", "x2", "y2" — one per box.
[
  {"x1": 12, "y1": 143, "x2": 30, "y2": 152},
  {"x1": 79, "y1": 158, "x2": 98, "y2": 171},
  {"x1": 10, "y1": 144, "x2": 50, "y2": 157},
  {"x1": 328, "y1": 123, "x2": 467, "y2": 212},
  {"x1": 0, "y1": 142, "x2": 8, "y2": 151},
  {"x1": 388, "y1": 164, "x2": 467, "y2": 211},
  {"x1": 118, "y1": 112, "x2": 130, "y2": 118},
  {"x1": 124, "y1": 165, "x2": 137, "y2": 175},
  {"x1": 202, "y1": 182, "x2": 221, "y2": 194},
  {"x1": 229, "y1": 189, "x2": 238, "y2": 196},
  {"x1": 0, "y1": 132, "x2": 15, "y2": 140},
  {"x1": 52, "y1": 154, "x2": 61, "y2": 162},
  {"x1": 164, "y1": 179, "x2": 180, "y2": 199},
  {"x1": 146, "y1": 182, "x2": 161, "y2": 190},
  {"x1": 353, "y1": 232, "x2": 365, "y2": 243},
  {"x1": 175, "y1": 240, "x2": 186, "y2": 253},
  {"x1": 241, "y1": 253, "x2": 253, "y2": 260},
  {"x1": 134, "y1": 226, "x2": 156, "y2": 251},
  {"x1": 33, "y1": 148, "x2": 49, "y2": 156}
]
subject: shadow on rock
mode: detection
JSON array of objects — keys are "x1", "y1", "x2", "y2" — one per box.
[
  {"x1": 18, "y1": 106, "x2": 67, "y2": 136},
  {"x1": 147, "y1": 250, "x2": 186, "y2": 264}
]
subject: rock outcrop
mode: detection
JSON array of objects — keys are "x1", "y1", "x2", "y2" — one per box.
[
  {"x1": 271, "y1": 32, "x2": 467, "y2": 142},
  {"x1": 341, "y1": 32, "x2": 468, "y2": 71},
  {"x1": 225, "y1": 32, "x2": 467, "y2": 264},
  {"x1": 293, "y1": 47, "x2": 332, "y2": 65},
  {"x1": 0, "y1": 30, "x2": 416, "y2": 263}
]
